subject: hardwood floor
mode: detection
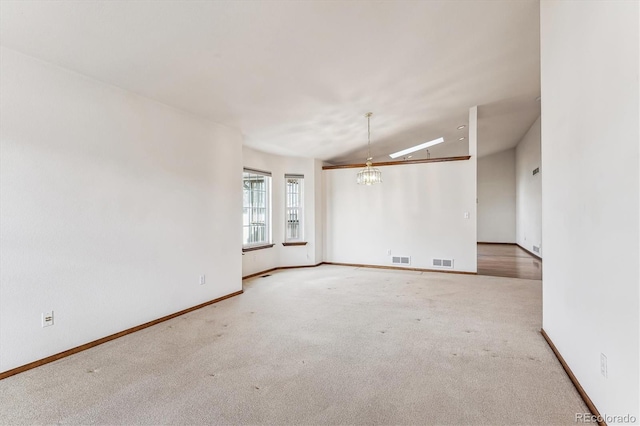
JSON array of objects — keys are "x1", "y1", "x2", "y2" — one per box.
[{"x1": 477, "y1": 243, "x2": 542, "y2": 280}]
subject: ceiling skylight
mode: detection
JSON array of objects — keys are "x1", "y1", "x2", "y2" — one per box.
[{"x1": 389, "y1": 137, "x2": 445, "y2": 159}]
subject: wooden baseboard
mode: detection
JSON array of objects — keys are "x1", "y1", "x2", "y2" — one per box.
[
  {"x1": 540, "y1": 329, "x2": 605, "y2": 426},
  {"x1": 242, "y1": 263, "x2": 323, "y2": 280},
  {"x1": 278, "y1": 263, "x2": 323, "y2": 270},
  {"x1": 0, "y1": 290, "x2": 243, "y2": 381},
  {"x1": 242, "y1": 268, "x2": 279, "y2": 280},
  {"x1": 242, "y1": 261, "x2": 476, "y2": 280},
  {"x1": 477, "y1": 242, "x2": 517, "y2": 245},
  {"x1": 322, "y1": 261, "x2": 477, "y2": 275},
  {"x1": 517, "y1": 243, "x2": 543, "y2": 261}
]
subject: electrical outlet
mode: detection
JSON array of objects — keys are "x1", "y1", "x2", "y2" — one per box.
[
  {"x1": 600, "y1": 353, "x2": 608, "y2": 378},
  {"x1": 42, "y1": 311, "x2": 54, "y2": 327},
  {"x1": 387, "y1": 249, "x2": 391, "y2": 255},
  {"x1": 464, "y1": 212, "x2": 470, "y2": 219},
  {"x1": 199, "y1": 275, "x2": 206, "y2": 285}
]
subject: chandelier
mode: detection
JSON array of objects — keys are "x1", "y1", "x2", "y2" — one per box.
[{"x1": 356, "y1": 112, "x2": 382, "y2": 185}]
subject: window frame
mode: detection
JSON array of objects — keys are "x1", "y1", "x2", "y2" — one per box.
[
  {"x1": 242, "y1": 168, "x2": 272, "y2": 250},
  {"x1": 284, "y1": 174, "x2": 305, "y2": 244}
]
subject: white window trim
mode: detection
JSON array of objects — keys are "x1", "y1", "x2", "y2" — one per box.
[
  {"x1": 284, "y1": 174, "x2": 304, "y2": 243},
  {"x1": 243, "y1": 168, "x2": 272, "y2": 249}
]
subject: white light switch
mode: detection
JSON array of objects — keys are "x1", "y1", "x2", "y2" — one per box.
[
  {"x1": 600, "y1": 353, "x2": 608, "y2": 378},
  {"x1": 42, "y1": 311, "x2": 54, "y2": 327},
  {"x1": 199, "y1": 275, "x2": 206, "y2": 285},
  {"x1": 464, "y1": 212, "x2": 470, "y2": 219}
]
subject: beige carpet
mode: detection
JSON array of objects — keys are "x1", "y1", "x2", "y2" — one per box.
[{"x1": 0, "y1": 265, "x2": 587, "y2": 425}]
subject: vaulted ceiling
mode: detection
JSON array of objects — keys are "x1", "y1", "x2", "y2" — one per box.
[{"x1": 0, "y1": 0, "x2": 541, "y2": 163}]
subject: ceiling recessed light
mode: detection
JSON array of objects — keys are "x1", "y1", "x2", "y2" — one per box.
[
  {"x1": 459, "y1": 137, "x2": 465, "y2": 141},
  {"x1": 389, "y1": 137, "x2": 445, "y2": 159},
  {"x1": 457, "y1": 125, "x2": 466, "y2": 130}
]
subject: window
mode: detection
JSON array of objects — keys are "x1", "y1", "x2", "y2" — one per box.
[
  {"x1": 243, "y1": 169, "x2": 271, "y2": 248},
  {"x1": 284, "y1": 174, "x2": 304, "y2": 243}
]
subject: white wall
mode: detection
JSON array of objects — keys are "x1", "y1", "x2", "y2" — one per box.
[
  {"x1": 541, "y1": 1, "x2": 639, "y2": 421},
  {"x1": 477, "y1": 149, "x2": 516, "y2": 243},
  {"x1": 241, "y1": 147, "x2": 321, "y2": 277},
  {"x1": 324, "y1": 106, "x2": 477, "y2": 273},
  {"x1": 323, "y1": 159, "x2": 477, "y2": 272},
  {"x1": 0, "y1": 48, "x2": 243, "y2": 373},
  {"x1": 515, "y1": 117, "x2": 542, "y2": 257}
]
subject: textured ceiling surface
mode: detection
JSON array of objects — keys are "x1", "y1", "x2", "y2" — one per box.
[{"x1": 1, "y1": 1, "x2": 541, "y2": 162}]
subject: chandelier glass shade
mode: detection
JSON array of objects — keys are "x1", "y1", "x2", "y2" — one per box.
[
  {"x1": 357, "y1": 158, "x2": 382, "y2": 185},
  {"x1": 357, "y1": 112, "x2": 382, "y2": 185}
]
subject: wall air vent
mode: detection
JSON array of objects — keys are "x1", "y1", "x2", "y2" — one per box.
[
  {"x1": 533, "y1": 245, "x2": 540, "y2": 253},
  {"x1": 533, "y1": 167, "x2": 540, "y2": 176},
  {"x1": 432, "y1": 258, "x2": 454, "y2": 269},
  {"x1": 392, "y1": 256, "x2": 411, "y2": 265}
]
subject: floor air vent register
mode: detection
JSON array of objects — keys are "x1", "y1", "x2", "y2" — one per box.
[
  {"x1": 391, "y1": 256, "x2": 411, "y2": 265},
  {"x1": 390, "y1": 256, "x2": 455, "y2": 269},
  {"x1": 432, "y1": 258, "x2": 454, "y2": 269}
]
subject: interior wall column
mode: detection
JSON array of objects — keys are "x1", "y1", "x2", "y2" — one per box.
[{"x1": 469, "y1": 105, "x2": 478, "y2": 270}]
